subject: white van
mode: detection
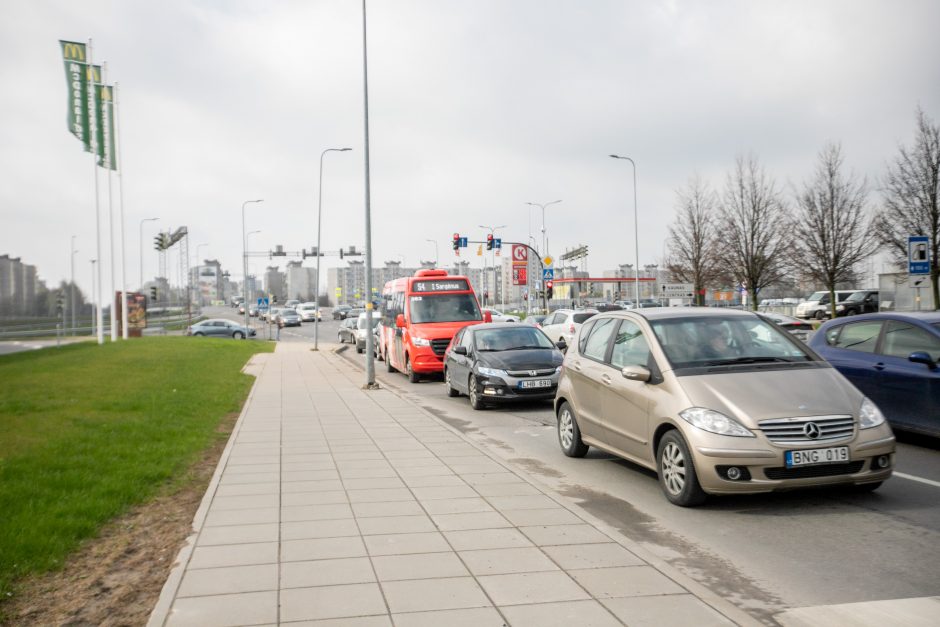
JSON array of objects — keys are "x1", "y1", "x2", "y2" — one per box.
[{"x1": 795, "y1": 290, "x2": 855, "y2": 320}]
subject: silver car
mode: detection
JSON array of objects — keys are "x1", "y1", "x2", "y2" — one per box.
[
  {"x1": 187, "y1": 318, "x2": 256, "y2": 339},
  {"x1": 555, "y1": 308, "x2": 895, "y2": 506},
  {"x1": 540, "y1": 308, "x2": 599, "y2": 346}
]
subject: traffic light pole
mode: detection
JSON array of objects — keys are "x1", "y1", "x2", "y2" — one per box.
[{"x1": 458, "y1": 240, "x2": 544, "y2": 313}]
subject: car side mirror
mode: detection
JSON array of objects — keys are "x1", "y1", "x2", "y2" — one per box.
[
  {"x1": 396, "y1": 313, "x2": 406, "y2": 328},
  {"x1": 483, "y1": 310, "x2": 493, "y2": 323},
  {"x1": 453, "y1": 346, "x2": 468, "y2": 356},
  {"x1": 555, "y1": 337, "x2": 567, "y2": 351},
  {"x1": 621, "y1": 365, "x2": 651, "y2": 382},
  {"x1": 909, "y1": 351, "x2": 938, "y2": 369}
]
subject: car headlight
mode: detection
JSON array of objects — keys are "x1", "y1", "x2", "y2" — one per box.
[
  {"x1": 555, "y1": 366, "x2": 562, "y2": 373},
  {"x1": 412, "y1": 337, "x2": 431, "y2": 347},
  {"x1": 679, "y1": 408, "x2": 755, "y2": 438},
  {"x1": 836, "y1": 305, "x2": 845, "y2": 311},
  {"x1": 478, "y1": 366, "x2": 508, "y2": 377},
  {"x1": 859, "y1": 397, "x2": 886, "y2": 429}
]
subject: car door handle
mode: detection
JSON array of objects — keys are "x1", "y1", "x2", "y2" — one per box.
[
  {"x1": 601, "y1": 373, "x2": 612, "y2": 385},
  {"x1": 873, "y1": 363, "x2": 886, "y2": 371},
  {"x1": 571, "y1": 360, "x2": 582, "y2": 372}
]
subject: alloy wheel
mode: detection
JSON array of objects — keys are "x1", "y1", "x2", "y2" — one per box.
[
  {"x1": 660, "y1": 441, "x2": 687, "y2": 496},
  {"x1": 559, "y1": 407, "x2": 574, "y2": 449}
]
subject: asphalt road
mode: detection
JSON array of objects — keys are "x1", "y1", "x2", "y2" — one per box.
[{"x1": 212, "y1": 308, "x2": 940, "y2": 623}]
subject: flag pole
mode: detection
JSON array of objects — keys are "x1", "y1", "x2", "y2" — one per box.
[
  {"x1": 89, "y1": 39, "x2": 104, "y2": 345},
  {"x1": 116, "y1": 82, "x2": 128, "y2": 339},
  {"x1": 104, "y1": 64, "x2": 117, "y2": 342}
]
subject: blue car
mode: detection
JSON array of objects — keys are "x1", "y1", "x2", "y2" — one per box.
[{"x1": 807, "y1": 312, "x2": 940, "y2": 437}]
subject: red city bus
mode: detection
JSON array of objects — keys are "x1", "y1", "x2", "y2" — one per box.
[{"x1": 380, "y1": 269, "x2": 490, "y2": 382}]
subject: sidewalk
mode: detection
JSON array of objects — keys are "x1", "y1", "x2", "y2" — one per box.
[{"x1": 148, "y1": 342, "x2": 757, "y2": 626}]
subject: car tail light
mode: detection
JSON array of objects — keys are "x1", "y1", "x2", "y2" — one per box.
[{"x1": 568, "y1": 323, "x2": 575, "y2": 334}]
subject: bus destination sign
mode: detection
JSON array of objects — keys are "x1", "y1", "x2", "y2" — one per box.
[{"x1": 413, "y1": 279, "x2": 469, "y2": 292}]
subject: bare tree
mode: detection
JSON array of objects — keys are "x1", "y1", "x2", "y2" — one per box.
[
  {"x1": 874, "y1": 108, "x2": 940, "y2": 309},
  {"x1": 666, "y1": 176, "x2": 721, "y2": 306},
  {"x1": 789, "y1": 143, "x2": 876, "y2": 317},
  {"x1": 717, "y1": 154, "x2": 789, "y2": 310}
]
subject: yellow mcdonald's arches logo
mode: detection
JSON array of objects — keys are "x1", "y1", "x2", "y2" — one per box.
[
  {"x1": 100, "y1": 86, "x2": 112, "y2": 101},
  {"x1": 61, "y1": 42, "x2": 86, "y2": 61},
  {"x1": 86, "y1": 65, "x2": 101, "y2": 83}
]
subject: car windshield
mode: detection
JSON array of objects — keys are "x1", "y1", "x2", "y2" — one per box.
[
  {"x1": 474, "y1": 327, "x2": 554, "y2": 351},
  {"x1": 806, "y1": 291, "x2": 826, "y2": 301},
  {"x1": 409, "y1": 294, "x2": 481, "y2": 323},
  {"x1": 845, "y1": 292, "x2": 867, "y2": 302},
  {"x1": 649, "y1": 316, "x2": 813, "y2": 369}
]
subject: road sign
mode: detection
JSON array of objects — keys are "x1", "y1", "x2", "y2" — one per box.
[
  {"x1": 909, "y1": 235, "x2": 930, "y2": 275},
  {"x1": 256, "y1": 297, "x2": 269, "y2": 311},
  {"x1": 458, "y1": 237, "x2": 468, "y2": 248},
  {"x1": 543, "y1": 255, "x2": 553, "y2": 266},
  {"x1": 512, "y1": 267, "x2": 527, "y2": 286},
  {"x1": 543, "y1": 268, "x2": 554, "y2": 280},
  {"x1": 661, "y1": 283, "x2": 695, "y2": 298},
  {"x1": 493, "y1": 238, "x2": 502, "y2": 249},
  {"x1": 512, "y1": 244, "x2": 527, "y2": 265}
]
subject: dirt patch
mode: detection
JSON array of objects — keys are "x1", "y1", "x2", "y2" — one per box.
[{"x1": 2, "y1": 412, "x2": 238, "y2": 627}]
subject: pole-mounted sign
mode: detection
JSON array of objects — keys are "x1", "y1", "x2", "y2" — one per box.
[{"x1": 909, "y1": 235, "x2": 930, "y2": 275}]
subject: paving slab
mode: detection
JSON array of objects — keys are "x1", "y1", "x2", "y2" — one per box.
[{"x1": 149, "y1": 343, "x2": 761, "y2": 627}]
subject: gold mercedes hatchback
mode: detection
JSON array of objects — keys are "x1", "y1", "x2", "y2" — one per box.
[{"x1": 554, "y1": 308, "x2": 895, "y2": 506}]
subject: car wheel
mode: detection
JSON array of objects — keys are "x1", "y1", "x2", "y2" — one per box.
[
  {"x1": 338, "y1": 333, "x2": 344, "y2": 343},
  {"x1": 468, "y1": 375, "x2": 486, "y2": 410},
  {"x1": 406, "y1": 356, "x2": 420, "y2": 383},
  {"x1": 386, "y1": 352, "x2": 396, "y2": 372},
  {"x1": 557, "y1": 401, "x2": 588, "y2": 457},
  {"x1": 814, "y1": 310, "x2": 826, "y2": 320},
  {"x1": 233, "y1": 331, "x2": 244, "y2": 339},
  {"x1": 445, "y1": 368, "x2": 460, "y2": 397},
  {"x1": 194, "y1": 332, "x2": 204, "y2": 337},
  {"x1": 356, "y1": 345, "x2": 363, "y2": 354},
  {"x1": 656, "y1": 430, "x2": 707, "y2": 507},
  {"x1": 846, "y1": 309, "x2": 857, "y2": 316}
]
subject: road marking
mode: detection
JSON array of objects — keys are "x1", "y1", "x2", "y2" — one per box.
[{"x1": 894, "y1": 471, "x2": 940, "y2": 488}]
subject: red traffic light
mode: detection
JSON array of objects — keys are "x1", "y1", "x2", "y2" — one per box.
[{"x1": 546, "y1": 280, "x2": 554, "y2": 289}]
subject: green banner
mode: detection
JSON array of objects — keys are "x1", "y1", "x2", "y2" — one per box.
[
  {"x1": 58, "y1": 40, "x2": 90, "y2": 152},
  {"x1": 95, "y1": 84, "x2": 116, "y2": 170}
]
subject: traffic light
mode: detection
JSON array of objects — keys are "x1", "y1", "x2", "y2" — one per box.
[
  {"x1": 453, "y1": 233, "x2": 460, "y2": 255},
  {"x1": 486, "y1": 233, "x2": 494, "y2": 250},
  {"x1": 546, "y1": 280, "x2": 554, "y2": 300},
  {"x1": 153, "y1": 234, "x2": 163, "y2": 251},
  {"x1": 56, "y1": 292, "x2": 64, "y2": 314},
  {"x1": 150, "y1": 286, "x2": 157, "y2": 302},
  {"x1": 339, "y1": 248, "x2": 343, "y2": 259}
]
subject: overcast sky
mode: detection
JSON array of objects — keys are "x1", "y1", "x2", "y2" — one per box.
[{"x1": 3, "y1": 0, "x2": 939, "y2": 298}]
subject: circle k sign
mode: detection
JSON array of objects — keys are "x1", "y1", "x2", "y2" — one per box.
[{"x1": 512, "y1": 244, "x2": 527, "y2": 263}]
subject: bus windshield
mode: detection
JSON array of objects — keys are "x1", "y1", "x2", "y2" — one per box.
[{"x1": 409, "y1": 294, "x2": 481, "y2": 324}]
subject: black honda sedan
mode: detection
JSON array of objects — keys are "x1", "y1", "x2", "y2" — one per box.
[{"x1": 443, "y1": 323, "x2": 564, "y2": 410}]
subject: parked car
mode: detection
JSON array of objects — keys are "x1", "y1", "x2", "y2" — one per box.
[
  {"x1": 835, "y1": 290, "x2": 880, "y2": 317},
  {"x1": 759, "y1": 312, "x2": 815, "y2": 343},
  {"x1": 525, "y1": 314, "x2": 548, "y2": 329},
  {"x1": 443, "y1": 323, "x2": 564, "y2": 409},
  {"x1": 354, "y1": 312, "x2": 381, "y2": 354},
  {"x1": 795, "y1": 290, "x2": 856, "y2": 320},
  {"x1": 277, "y1": 308, "x2": 301, "y2": 328},
  {"x1": 332, "y1": 305, "x2": 352, "y2": 320},
  {"x1": 482, "y1": 308, "x2": 519, "y2": 323},
  {"x1": 808, "y1": 312, "x2": 940, "y2": 438},
  {"x1": 373, "y1": 320, "x2": 386, "y2": 360},
  {"x1": 187, "y1": 318, "x2": 256, "y2": 339},
  {"x1": 555, "y1": 308, "x2": 895, "y2": 506},
  {"x1": 297, "y1": 302, "x2": 322, "y2": 322},
  {"x1": 540, "y1": 309, "x2": 599, "y2": 346},
  {"x1": 337, "y1": 317, "x2": 358, "y2": 343},
  {"x1": 347, "y1": 307, "x2": 365, "y2": 320},
  {"x1": 285, "y1": 299, "x2": 300, "y2": 309}
]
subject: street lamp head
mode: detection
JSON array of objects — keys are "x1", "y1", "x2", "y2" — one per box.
[
  {"x1": 339, "y1": 148, "x2": 352, "y2": 151},
  {"x1": 610, "y1": 154, "x2": 620, "y2": 159}
]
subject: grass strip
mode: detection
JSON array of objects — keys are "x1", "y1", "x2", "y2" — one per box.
[{"x1": 0, "y1": 337, "x2": 273, "y2": 602}]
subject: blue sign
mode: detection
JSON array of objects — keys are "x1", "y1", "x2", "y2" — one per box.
[
  {"x1": 257, "y1": 297, "x2": 270, "y2": 310},
  {"x1": 909, "y1": 235, "x2": 930, "y2": 275},
  {"x1": 543, "y1": 268, "x2": 554, "y2": 280},
  {"x1": 493, "y1": 238, "x2": 502, "y2": 249},
  {"x1": 458, "y1": 237, "x2": 468, "y2": 248}
]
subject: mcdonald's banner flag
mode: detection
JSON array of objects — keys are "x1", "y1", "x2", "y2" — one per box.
[
  {"x1": 95, "y1": 83, "x2": 116, "y2": 170},
  {"x1": 58, "y1": 40, "x2": 90, "y2": 151}
]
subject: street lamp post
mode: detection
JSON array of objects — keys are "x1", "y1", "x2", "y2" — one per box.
[
  {"x1": 425, "y1": 239, "x2": 439, "y2": 267},
  {"x1": 244, "y1": 231, "x2": 261, "y2": 313},
  {"x1": 314, "y1": 147, "x2": 353, "y2": 351},
  {"x1": 139, "y1": 217, "x2": 159, "y2": 289},
  {"x1": 609, "y1": 155, "x2": 641, "y2": 306},
  {"x1": 90, "y1": 258, "x2": 97, "y2": 337},
  {"x1": 525, "y1": 201, "x2": 561, "y2": 313},
  {"x1": 70, "y1": 236, "x2": 78, "y2": 335},
  {"x1": 242, "y1": 199, "x2": 264, "y2": 337}
]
